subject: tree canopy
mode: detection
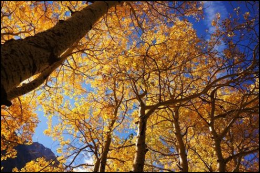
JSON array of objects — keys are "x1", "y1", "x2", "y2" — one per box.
[{"x1": 1, "y1": 1, "x2": 259, "y2": 172}]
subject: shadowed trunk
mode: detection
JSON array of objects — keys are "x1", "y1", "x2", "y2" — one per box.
[
  {"x1": 99, "y1": 117, "x2": 117, "y2": 172},
  {"x1": 208, "y1": 90, "x2": 226, "y2": 172},
  {"x1": 99, "y1": 133, "x2": 112, "y2": 172},
  {"x1": 93, "y1": 158, "x2": 101, "y2": 172},
  {"x1": 215, "y1": 139, "x2": 226, "y2": 172},
  {"x1": 1, "y1": 1, "x2": 120, "y2": 105}
]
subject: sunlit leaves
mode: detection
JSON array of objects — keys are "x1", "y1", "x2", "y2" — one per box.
[
  {"x1": 1, "y1": 1, "x2": 259, "y2": 172},
  {"x1": 1, "y1": 96, "x2": 38, "y2": 161},
  {"x1": 12, "y1": 157, "x2": 64, "y2": 172}
]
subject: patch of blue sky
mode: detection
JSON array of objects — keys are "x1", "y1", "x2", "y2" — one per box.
[
  {"x1": 203, "y1": 1, "x2": 228, "y2": 53},
  {"x1": 32, "y1": 78, "x2": 90, "y2": 156},
  {"x1": 197, "y1": 2, "x2": 258, "y2": 84},
  {"x1": 32, "y1": 109, "x2": 60, "y2": 156}
]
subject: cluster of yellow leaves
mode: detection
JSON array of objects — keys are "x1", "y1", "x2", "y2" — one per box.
[
  {"x1": 12, "y1": 157, "x2": 64, "y2": 172},
  {"x1": 106, "y1": 136, "x2": 136, "y2": 172},
  {"x1": 1, "y1": 1, "x2": 89, "y2": 42},
  {"x1": 1, "y1": 95, "x2": 38, "y2": 161},
  {"x1": 1, "y1": 1, "x2": 258, "y2": 172},
  {"x1": 39, "y1": 8, "x2": 258, "y2": 171}
]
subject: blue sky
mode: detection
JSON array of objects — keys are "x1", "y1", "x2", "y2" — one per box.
[
  {"x1": 32, "y1": 111, "x2": 60, "y2": 155},
  {"x1": 31, "y1": 1, "x2": 255, "y2": 170}
]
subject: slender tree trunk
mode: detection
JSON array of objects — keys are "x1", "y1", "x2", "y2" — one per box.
[
  {"x1": 99, "y1": 117, "x2": 117, "y2": 172},
  {"x1": 93, "y1": 158, "x2": 101, "y2": 172},
  {"x1": 99, "y1": 132, "x2": 112, "y2": 172},
  {"x1": 209, "y1": 116, "x2": 226, "y2": 172},
  {"x1": 133, "y1": 105, "x2": 147, "y2": 172},
  {"x1": 232, "y1": 156, "x2": 242, "y2": 172},
  {"x1": 172, "y1": 109, "x2": 188, "y2": 172},
  {"x1": 209, "y1": 90, "x2": 226, "y2": 172},
  {"x1": 1, "y1": 1, "x2": 120, "y2": 104},
  {"x1": 214, "y1": 139, "x2": 226, "y2": 172},
  {"x1": 208, "y1": 121, "x2": 226, "y2": 172},
  {"x1": 209, "y1": 121, "x2": 226, "y2": 172}
]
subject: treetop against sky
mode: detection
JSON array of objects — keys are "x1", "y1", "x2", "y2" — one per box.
[{"x1": 1, "y1": 1, "x2": 259, "y2": 172}]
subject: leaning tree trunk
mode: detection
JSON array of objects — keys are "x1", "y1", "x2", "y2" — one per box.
[{"x1": 1, "y1": 1, "x2": 120, "y2": 105}]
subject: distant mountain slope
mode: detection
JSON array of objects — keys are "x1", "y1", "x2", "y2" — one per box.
[{"x1": 1, "y1": 142, "x2": 58, "y2": 172}]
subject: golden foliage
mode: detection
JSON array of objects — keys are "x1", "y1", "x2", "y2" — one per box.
[{"x1": 1, "y1": 1, "x2": 258, "y2": 172}]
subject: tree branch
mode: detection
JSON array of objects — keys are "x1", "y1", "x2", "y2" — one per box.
[{"x1": 7, "y1": 40, "x2": 80, "y2": 100}]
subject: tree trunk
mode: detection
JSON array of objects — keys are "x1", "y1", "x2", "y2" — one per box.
[
  {"x1": 209, "y1": 90, "x2": 226, "y2": 172},
  {"x1": 209, "y1": 123, "x2": 226, "y2": 172},
  {"x1": 209, "y1": 119, "x2": 226, "y2": 172},
  {"x1": 172, "y1": 109, "x2": 188, "y2": 172},
  {"x1": 232, "y1": 156, "x2": 242, "y2": 172},
  {"x1": 93, "y1": 158, "x2": 101, "y2": 172},
  {"x1": 99, "y1": 119, "x2": 117, "y2": 172},
  {"x1": 1, "y1": 1, "x2": 120, "y2": 104},
  {"x1": 99, "y1": 132, "x2": 112, "y2": 172},
  {"x1": 215, "y1": 139, "x2": 226, "y2": 172},
  {"x1": 133, "y1": 105, "x2": 147, "y2": 172}
]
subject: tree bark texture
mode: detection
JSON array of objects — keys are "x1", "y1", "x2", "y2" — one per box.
[
  {"x1": 215, "y1": 139, "x2": 226, "y2": 172},
  {"x1": 99, "y1": 132, "x2": 112, "y2": 172},
  {"x1": 1, "y1": 1, "x2": 120, "y2": 105},
  {"x1": 172, "y1": 108, "x2": 188, "y2": 172},
  {"x1": 133, "y1": 105, "x2": 148, "y2": 172},
  {"x1": 93, "y1": 158, "x2": 101, "y2": 172},
  {"x1": 99, "y1": 118, "x2": 117, "y2": 172}
]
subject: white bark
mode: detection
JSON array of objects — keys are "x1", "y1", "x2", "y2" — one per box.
[{"x1": 133, "y1": 105, "x2": 148, "y2": 172}]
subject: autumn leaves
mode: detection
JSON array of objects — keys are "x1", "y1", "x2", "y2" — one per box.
[{"x1": 1, "y1": 1, "x2": 259, "y2": 172}]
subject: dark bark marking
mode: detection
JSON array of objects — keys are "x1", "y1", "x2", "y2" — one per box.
[
  {"x1": 1, "y1": 84, "x2": 12, "y2": 106},
  {"x1": 1, "y1": 64, "x2": 8, "y2": 80},
  {"x1": 29, "y1": 51, "x2": 37, "y2": 75},
  {"x1": 140, "y1": 121, "x2": 146, "y2": 135}
]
